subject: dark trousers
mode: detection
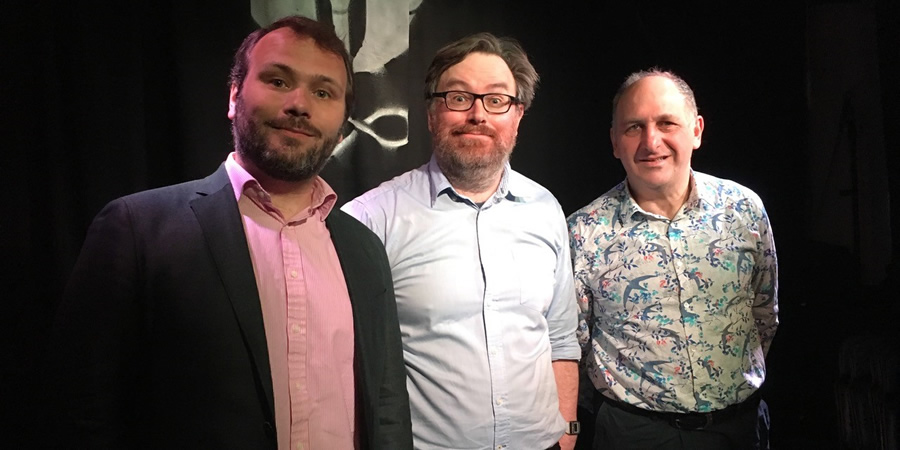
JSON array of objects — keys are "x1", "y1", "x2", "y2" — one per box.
[{"x1": 591, "y1": 398, "x2": 770, "y2": 450}]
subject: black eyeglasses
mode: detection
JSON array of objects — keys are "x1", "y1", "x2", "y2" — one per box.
[{"x1": 427, "y1": 90, "x2": 520, "y2": 114}]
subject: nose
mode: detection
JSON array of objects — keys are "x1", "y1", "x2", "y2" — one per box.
[
  {"x1": 284, "y1": 89, "x2": 310, "y2": 118},
  {"x1": 466, "y1": 98, "x2": 487, "y2": 123},
  {"x1": 640, "y1": 125, "x2": 660, "y2": 149}
]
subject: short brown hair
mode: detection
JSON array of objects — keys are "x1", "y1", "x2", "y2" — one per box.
[
  {"x1": 424, "y1": 32, "x2": 539, "y2": 111},
  {"x1": 228, "y1": 15, "x2": 354, "y2": 119}
]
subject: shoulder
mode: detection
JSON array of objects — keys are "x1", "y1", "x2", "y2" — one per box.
[
  {"x1": 506, "y1": 169, "x2": 570, "y2": 228},
  {"x1": 97, "y1": 180, "x2": 207, "y2": 220},
  {"x1": 566, "y1": 180, "x2": 628, "y2": 231},
  {"x1": 506, "y1": 169, "x2": 568, "y2": 223},
  {"x1": 89, "y1": 170, "x2": 233, "y2": 235},
  {"x1": 508, "y1": 169, "x2": 557, "y2": 203},
  {"x1": 328, "y1": 209, "x2": 381, "y2": 241},
  {"x1": 327, "y1": 209, "x2": 392, "y2": 272},
  {"x1": 694, "y1": 171, "x2": 768, "y2": 219},
  {"x1": 116, "y1": 168, "x2": 230, "y2": 210},
  {"x1": 120, "y1": 179, "x2": 203, "y2": 204},
  {"x1": 351, "y1": 164, "x2": 428, "y2": 207},
  {"x1": 341, "y1": 163, "x2": 430, "y2": 226}
]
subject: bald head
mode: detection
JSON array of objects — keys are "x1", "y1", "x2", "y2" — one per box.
[{"x1": 611, "y1": 69, "x2": 697, "y2": 128}]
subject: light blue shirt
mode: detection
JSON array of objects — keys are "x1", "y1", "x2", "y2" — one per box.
[{"x1": 342, "y1": 157, "x2": 579, "y2": 450}]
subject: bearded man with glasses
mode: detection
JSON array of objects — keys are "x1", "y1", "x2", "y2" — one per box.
[{"x1": 342, "y1": 33, "x2": 581, "y2": 450}]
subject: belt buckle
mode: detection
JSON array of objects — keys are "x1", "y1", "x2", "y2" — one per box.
[{"x1": 672, "y1": 413, "x2": 713, "y2": 431}]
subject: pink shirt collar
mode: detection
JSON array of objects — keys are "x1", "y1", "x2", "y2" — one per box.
[{"x1": 223, "y1": 152, "x2": 338, "y2": 222}]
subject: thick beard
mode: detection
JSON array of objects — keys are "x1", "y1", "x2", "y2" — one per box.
[
  {"x1": 232, "y1": 96, "x2": 340, "y2": 182},
  {"x1": 432, "y1": 125, "x2": 515, "y2": 194}
]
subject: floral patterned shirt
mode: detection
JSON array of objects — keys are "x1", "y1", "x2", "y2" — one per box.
[{"x1": 568, "y1": 171, "x2": 778, "y2": 413}]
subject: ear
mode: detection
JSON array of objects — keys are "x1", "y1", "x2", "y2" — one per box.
[
  {"x1": 426, "y1": 105, "x2": 435, "y2": 134},
  {"x1": 610, "y1": 126, "x2": 621, "y2": 160},
  {"x1": 692, "y1": 115, "x2": 704, "y2": 149},
  {"x1": 514, "y1": 102, "x2": 525, "y2": 119},
  {"x1": 227, "y1": 84, "x2": 239, "y2": 120},
  {"x1": 509, "y1": 103, "x2": 525, "y2": 130}
]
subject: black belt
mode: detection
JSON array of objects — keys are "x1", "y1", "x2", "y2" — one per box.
[{"x1": 601, "y1": 392, "x2": 760, "y2": 431}]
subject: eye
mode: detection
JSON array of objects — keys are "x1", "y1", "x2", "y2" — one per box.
[
  {"x1": 624, "y1": 124, "x2": 642, "y2": 135},
  {"x1": 313, "y1": 89, "x2": 332, "y2": 99},
  {"x1": 486, "y1": 95, "x2": 505, "y2": 106},
  {"x1": 658, "y1": 121, "x2": 678, "y2": 131},
  {"x1": 449, "y1": 93, "x2": 469, "y2": 103},
  {"x1": 269, "y1": 78, "x2": 288, "y2": 88}
]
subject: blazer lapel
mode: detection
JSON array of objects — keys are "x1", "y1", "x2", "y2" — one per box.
[
  {"x1": 326, "y1": 213, "x2": 374, "y2": 334},
  {"x1": 189, "y1": 166, "x2": 275, "y2": 423},
  {"x1": 326, "y1": 212, "x2": 377, "y2": 364}
]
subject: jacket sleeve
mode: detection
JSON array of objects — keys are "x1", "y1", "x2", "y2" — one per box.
[
  {"x1": 42, "y1": 198, "x2": 143, "y2": 448},
  {"x1": 330, "y1": 210, "x2": 412, "y2": 449},
  {"x1": 373, "y1": 240, "x2": 413, "y2": 449}
]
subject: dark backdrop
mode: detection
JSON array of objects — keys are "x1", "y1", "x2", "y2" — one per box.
[{"x1": 4, "y1": 1, "x2": 899, "y2": 447}]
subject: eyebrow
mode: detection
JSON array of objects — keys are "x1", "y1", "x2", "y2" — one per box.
[
  {"x1": 259, "y1": 63, "x2": 344, "y2": 92},
  {"x1": 620, "y1": 114, "x2": 682, "y2": 125},
  {"x1": 654, "y1": 114, "x2": 681, "y2": 123},
  {"x1": 258, "y1": 63, "x2": 293, "y2": 75},
  {"x1": 441, "y1": 79, "x2": 513, "y2": 93}
]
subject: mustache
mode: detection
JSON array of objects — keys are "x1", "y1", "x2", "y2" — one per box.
[
  {"x1": 451, "y1": 124, "x2": 495, "y2": 137},
  {"x1": 266, "y1": 118, "x2": 321, "y2": 137}
]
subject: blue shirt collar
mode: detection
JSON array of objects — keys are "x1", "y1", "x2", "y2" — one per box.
[{"x1": 426, "y1": 156, "x2": 519, "y2": 208}]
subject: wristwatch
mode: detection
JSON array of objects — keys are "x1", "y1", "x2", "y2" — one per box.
[{"x1": 565, "y1": 421, "x2": 581, "y2": 435}]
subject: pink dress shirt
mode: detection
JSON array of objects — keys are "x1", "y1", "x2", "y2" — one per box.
[{"x1": 225, "y1": 154, "x2": 357, "y2": 450}]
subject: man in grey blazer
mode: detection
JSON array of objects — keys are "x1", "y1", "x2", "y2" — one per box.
[{"x1": 44, "y1": 16, "x2": 411, "y2": 449}]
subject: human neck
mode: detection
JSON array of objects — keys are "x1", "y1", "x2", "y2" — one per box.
[
  {"x1": 629, "y1": 178, "x2": 692, "y2": 220},
  {"x1": 435, "y1": 153, "x2": 508, "y2": 204},
  {"x1": 446, "y1": 169, "x2": 503, "y2": 204},
  {"x1": 236, "y1": 154, "x2": 317, "y2": 218}
]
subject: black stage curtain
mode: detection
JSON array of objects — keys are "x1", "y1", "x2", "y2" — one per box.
[{"x1": 4, "y1": 1, "x2": 899, "y2": 447}]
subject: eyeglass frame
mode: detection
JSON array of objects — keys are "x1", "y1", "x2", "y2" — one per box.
[{"x1": 426, "y1": 90, "x2": 521, "y2": 114}]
